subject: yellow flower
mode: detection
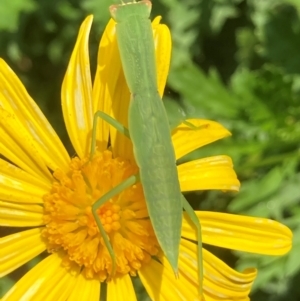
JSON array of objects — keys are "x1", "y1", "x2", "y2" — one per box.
[{"x1": 0, "y1": 16, "x2": 292, "y2": 301}]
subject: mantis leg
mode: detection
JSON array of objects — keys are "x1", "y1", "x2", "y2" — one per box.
[
  {"x1": 182, "y1": 120, "x2": 208, "y2": 130},
  {"x1": 170, "y1": 118, "x2": 208, "y2": 132},
  {"x1": 92, "y1": 173, "x2": 139, "y2": 276},
  {"x1": 90, "y1": 111, "x2": 135, "y2": 275},
  {"x1": 90, "y1": 111, "x2": 130, "y2": 158},
  {"x1": 181, "y1": 194, "x2": 204, "y2": 298}
]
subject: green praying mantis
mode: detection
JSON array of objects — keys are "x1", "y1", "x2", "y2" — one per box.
[{"x1": 90, "y1": 0, "x2": 204, "y2": 295}]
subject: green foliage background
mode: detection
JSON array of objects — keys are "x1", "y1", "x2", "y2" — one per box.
[{"x1": 0, "y1": 0, "x2": 299, "y2": 300}]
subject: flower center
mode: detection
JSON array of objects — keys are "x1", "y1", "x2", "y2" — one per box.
[{"x1": 42, "y1": 150, "x2": 159, "y2": 281}]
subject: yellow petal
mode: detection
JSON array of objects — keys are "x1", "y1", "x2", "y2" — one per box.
[
  {"x1": 0, "y1": 108, "x2": 52, "y2": 181},
  {"x1": 0, "y1": 158, "x2": 50, "y2": 204},
  {"x1": 62, "y1": 16, "x2": 94, "y2": 159},
  {"x1": 96, "y1": 19, "x2": 134, "y2": 162},
  {"x1": 182, "y1": 211, "x2": 293, "y2": 255},
  {"x1": 92, "y1": 18, "x2": 116, "y2": 153},
  {"x1": 0, "y1": 201, "x2": 43, "y2": 227},
  {"x1": 178, "y1": 155, "x2": 240, "y2": 192},
  {"x1": 139, "y1": 259, "x2": 201, "y2": 301},
  {"x1": 152, "y1": 16, "x2": 171, "y2": 97},
  {"x1": 1, "y1": 253, "x2": 78, "y2": 301},
  {"x1": 0, "y1": 228, "x2": 46, "y2": 277},
  {"x1": 179, "y1": 239, "x2": 257, "y2": 300},
  {"x1": 172, "y1": 119, "x2": 231, "y2": 160},
  {"x1": 107, "y1": 274, "x2": 137, "y2": 301},
  {"x1": 0, "y1": 59, "x2": 70, "y2": 172},
  {"x1": 66, "y1": 272, "x2": 100, "y2": 301}
]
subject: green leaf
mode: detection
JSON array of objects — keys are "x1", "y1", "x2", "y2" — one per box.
[
  {"x1": 0, "y1": 0, "x2": 36, "y2": 32},
  {"x1": 229, "y1": 167, "x2": 283, "y2": 212}
]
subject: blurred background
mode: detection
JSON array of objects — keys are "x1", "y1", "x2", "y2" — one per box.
[{"x1": 0, "y1": 0, "x2": 299, "y2": 300}]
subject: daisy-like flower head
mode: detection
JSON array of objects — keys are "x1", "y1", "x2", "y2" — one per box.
[{"x1": 0, "y1": 15, "x2": 292, "y2": 301}]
